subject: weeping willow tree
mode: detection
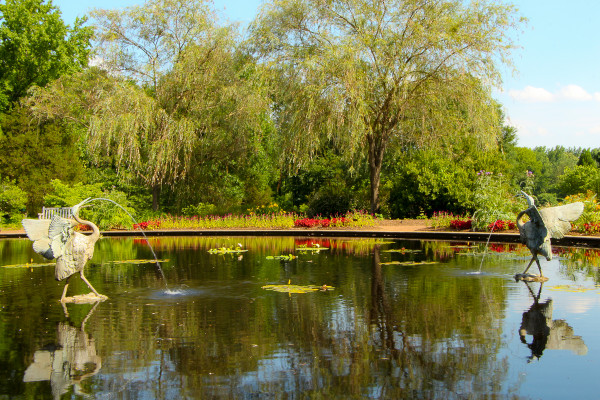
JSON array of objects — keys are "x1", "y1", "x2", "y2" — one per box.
[
  {"x1": 250, "y1": 0, "x2": 525, "y2": 213},
  {"x1": 29, "y1": 0, "x2": 271, "y2": 211},
  {"x1": 29, "y1": 69, "x2": 196, "y2": 210}
]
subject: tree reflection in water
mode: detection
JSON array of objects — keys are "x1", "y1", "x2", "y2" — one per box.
[
  {"x1": 519, "y1": 282, "x2": 587, "y2": 362},
  {"x1": 1, "y1": 236, "x2": 598, "y2": 398}
]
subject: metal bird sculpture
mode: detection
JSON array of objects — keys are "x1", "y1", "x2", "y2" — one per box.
[
  {"x1": 516, "y1": 191, "x2": 584, "y2": 278},
  {"x1": 22, "y1": 198, "x2": 105, "y2": 302}
]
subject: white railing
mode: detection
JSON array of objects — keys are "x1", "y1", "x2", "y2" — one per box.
[{"x1": 38, "y1": 207, "x2": 73, "y2": 220}]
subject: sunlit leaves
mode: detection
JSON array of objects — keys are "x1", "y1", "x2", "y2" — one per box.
[
  {"x1": 0, "y1": 0, "x2": 92, "y2": 110},
  {"x1": 250, "y1": 0, "x2": 524, "y2": 211}
]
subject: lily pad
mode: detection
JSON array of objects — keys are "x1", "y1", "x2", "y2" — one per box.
[
  {"x1": 110, "y1": 259, "x2": 170, "y2": 265},
  {"x1": 383, "y1": 248, "x2": 421, "y2": 254},
  {"x1": 1, "y1": 262, "x2": 55, "y2": 269},
  {"x1": 262, "y1": 282, "x2": 335, "y2": 293},
  {"x1": 208, "y1": 248, "x2": 248, "y2": 254},
  {"x1": 266, "y1": 254, "x2": 297, "y2": 261},
  {"x1": 380, "y1": 261, "x2": 439, "y2": 266},
  {"x1": 548, "y1": 285, "x2": 595, "y2": 293}
]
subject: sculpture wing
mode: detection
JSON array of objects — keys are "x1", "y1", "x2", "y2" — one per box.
[
  {"x1": 48, "y1": 215, "x2": 74, "y2": 258},
  {"x1": 21, "y1": 219, "x2": 54, "y2": 259},
  {"x1": 524, "y1": 206, "x2": 548, "y2": 250},
  {"x1": 539, "y1": 202, "x2": 584, "y2": 239}
]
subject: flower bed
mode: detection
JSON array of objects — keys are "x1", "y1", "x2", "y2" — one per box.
[
  {"x1": 487, "y1": 220, "x2": 516, "y2": 231},
  {"x1": 294, "y1": 217, "x2": 350, "y2": 228}
]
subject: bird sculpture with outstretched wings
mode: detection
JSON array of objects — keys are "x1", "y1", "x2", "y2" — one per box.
[
  {"x1": 516, "y1": 191, "x2": 584, "y2": 277},
  {"x1": 22, "y1": 199, "x2": 104, "y2": 302}
]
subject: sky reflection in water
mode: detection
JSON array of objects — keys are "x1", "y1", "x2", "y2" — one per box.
[{"x1": 0, "y1": 236, "x2": 599, "y2": 398}]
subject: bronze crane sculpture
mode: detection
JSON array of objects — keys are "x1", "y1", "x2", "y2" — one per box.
[
  {"x1": 22, "y1": 198, "x2": 105, "y2": 302},
  {"x1": 516, "y1": 191, "x2": 583, "y2": 278}
]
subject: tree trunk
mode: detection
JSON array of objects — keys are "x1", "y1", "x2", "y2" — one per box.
[
  {"x1": 152, "y1": 185, "x2": 161, "y2": 211},
  {"x1": 367, "y1": 133, "x2": 386, "y2": 215}
]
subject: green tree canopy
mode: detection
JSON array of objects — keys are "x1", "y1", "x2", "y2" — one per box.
[
  {"x1": 250, "y1": 0, "x2": 524, "y2": 212},
  {"x1": 30, "y1": 0, "x2": 273, "y2": 211},
  {"x1": 0, "y1": 0, "x2": 92, "y2": 110}
]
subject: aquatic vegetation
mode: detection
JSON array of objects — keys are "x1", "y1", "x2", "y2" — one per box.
[
  {"x1": 262, "y1": 281, "x2": 334, "y2": 293},
  {"x1": 208, "y1": 247, "x2": 248, "y2": 255},
  {"x1": 266, "y1": 254, "x2": 297, "y2": 261},
  {"x1": 380, "y1": 261, "x2": 440, "y2": 266}
]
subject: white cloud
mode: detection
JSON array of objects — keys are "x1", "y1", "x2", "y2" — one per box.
[
  {"x1": 508, "y1": 86, "x2": 554, "y2": 102},
  {"x1": 559, "y1": 84, "x2": 593, "y2": 101},
  {"x1": 508, "y1": 84, "x2": 600, "y2": 103}
]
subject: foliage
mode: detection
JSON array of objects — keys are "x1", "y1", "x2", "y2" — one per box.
[
  {"x1": 0, "y1": 176, "x2": 27, "y2": 224},
  {"x1": 472, "y1": 170, "x2": 517, "y2": 231},
  {"x1": 564, "y1": 191, "x2": 600, "y2": 233},
  {"x1": 306, "y1": 182, "x2": 353, "y2": 218},
  {"x1": 558, "y1": 165, "x2": 600, "y2": 198},
  {"x1": 247, "y1": 202, "x2": 282, "y2": 216},
  {"x1": 182, "y1": 202, "x2": 217, "y2": 217},
  {"x1": 0, "y1": 0, "x2": 92, "y2": 110},
  {"x1": 429, "y1": 211, "x2": 464, "y2": 230},
  {"x1": 158, "y1": 212, "x2": 298, "y2": 230},
  {"x1": 250, "y1": 0, "x2": 523, "y2": 213},
  {"x1": 0, "y1": 106, "x2": 85, "y2": 213},
  {"x1": 388, "y1": 151, "x2": 478, "y2": 218},
  {"x1": 43, "y1": 179, "x2": 135, "y2": 229}
]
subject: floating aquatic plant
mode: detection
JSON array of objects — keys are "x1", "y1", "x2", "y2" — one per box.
[
  {"x1": 266, "y1": 254, "x2": 297, "y2": 261},
  {"x1": 380, "y1": 261, "x2": 439, "y2": 266},
  {"x1": 1, "y1": 262, "x2": 55, "y2": 268},
  {"x1": 262, "y1": 280, "x2": 334, "y2": 293},
  {"x1": 383, "y1": 248, "x2": 421, "y2": 254},
  {"x1": 109, "y1": 259, "x2": 170, "y2": 265},
  {"x1": 208, "y1": 247, "x2": 248, "y2": 254}
]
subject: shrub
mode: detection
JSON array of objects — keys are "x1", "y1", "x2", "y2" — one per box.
[
  {"x1": 306, "y1": 184, "x2": 352, "y2": 218},
  {"x1": 44, "y1": 179, "x2": 135, "y2": 230},
  {"x1": 0, "y1": 177, "x2": 27, "y2": 225},
  {"x1": 472, "y1": 170, "x2": 516, "y2": 231}
]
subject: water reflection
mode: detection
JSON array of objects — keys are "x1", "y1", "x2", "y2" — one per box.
[
  {"x1": 23, "y1": 302, "x2": 102, "y2": 398},
  {"x1": 519, "y1": 282, "x2": 587, "y2": 361},
  {"x1": 1, "y1": 237, "x2": 600, "y2": 398}
]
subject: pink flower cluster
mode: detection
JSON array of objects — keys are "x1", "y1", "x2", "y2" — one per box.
[{"x1": 294, "y1": 217, "x2": 350, "y2": 228}]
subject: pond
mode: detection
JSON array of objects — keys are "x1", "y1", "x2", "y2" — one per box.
[{"x1": 0, "y1": 235, "x2": 599, "y2": 399}]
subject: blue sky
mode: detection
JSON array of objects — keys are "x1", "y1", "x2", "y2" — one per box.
[{"x1": 53, "y1": 0, "x2": 600, "y2": 150}]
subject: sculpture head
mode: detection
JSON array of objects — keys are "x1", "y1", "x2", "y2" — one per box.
[
  {"x1": 72, "y1": 197, "x2": 92, "y2": 218},
  {"x1": 516, "y1": 191, "x2": 536, "y2": 208}
]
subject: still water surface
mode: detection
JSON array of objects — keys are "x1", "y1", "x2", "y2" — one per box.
[{"x1": 1, "y1": 236, "x2": 599, "y2": 398}]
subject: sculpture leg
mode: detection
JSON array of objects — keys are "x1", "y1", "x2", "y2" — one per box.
[
  {"x1": 79, "y1": 270, "x2": 102, "y2": 297},
  {"x1": 60, "y1": 277, "x2": 70, "y2": 303},
  {"x1": 522, "y1": 257, "x2": 536, "y2": 275},
  {"x1": 535, "y1": 258, "x2": 544, "y2": 277}
]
